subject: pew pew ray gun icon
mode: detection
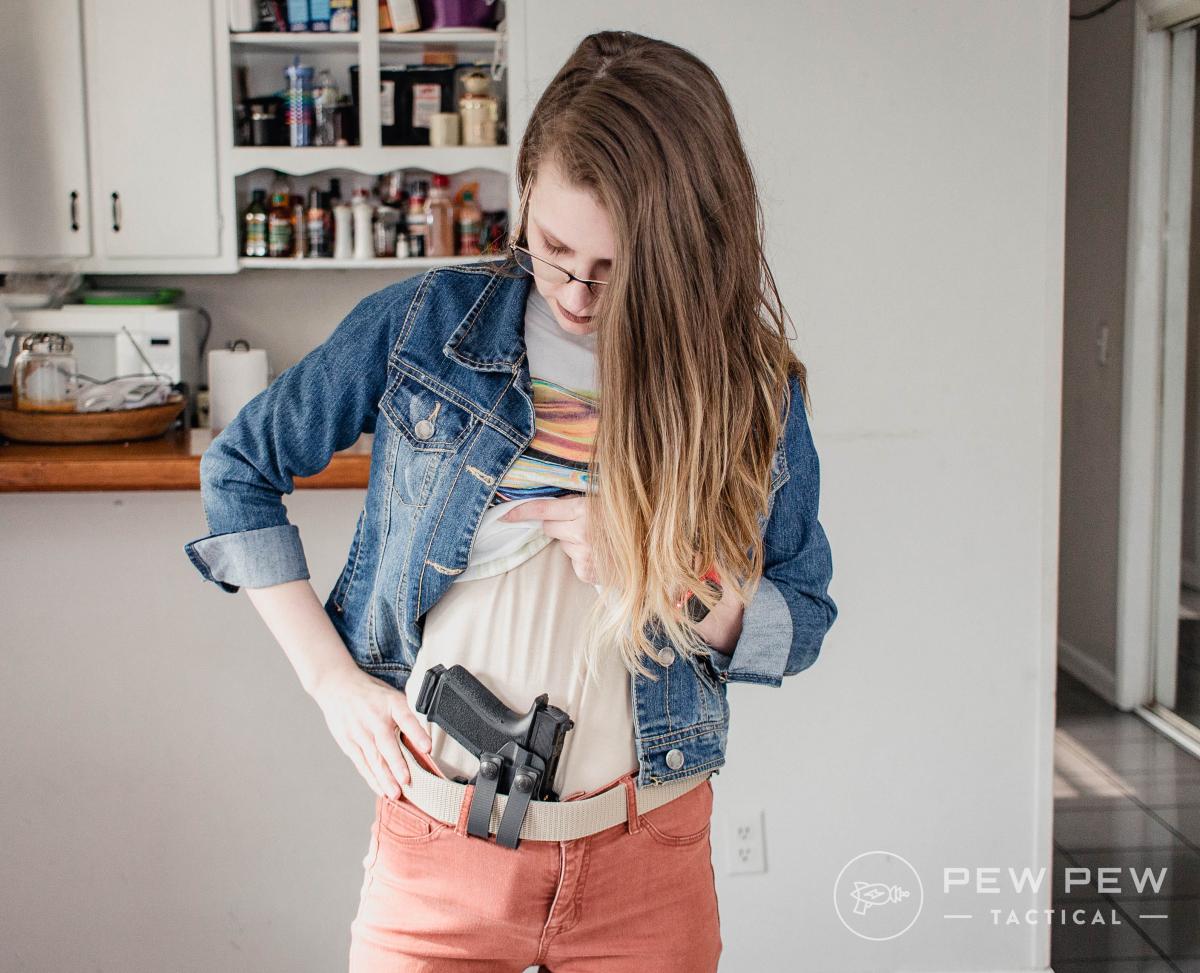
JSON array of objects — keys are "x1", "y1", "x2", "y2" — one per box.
[
  {"x1": 414, "y1": 663, "x2": 575, "y2": 849},
  {"x1": 851, "y1": 881, "x2": 912, "y2": 915}
]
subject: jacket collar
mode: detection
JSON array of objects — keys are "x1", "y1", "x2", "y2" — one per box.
[{"x1": 443, "y1": 264, "x2": 533, "y2": 373}]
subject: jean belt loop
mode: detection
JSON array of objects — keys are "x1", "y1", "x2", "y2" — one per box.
[{"x1": 622, "y1": 775, "x2": 642, "y2": 835}]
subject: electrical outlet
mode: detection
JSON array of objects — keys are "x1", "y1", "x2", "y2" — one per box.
[{"x1": 725, "y1": 807, "x2": 766, "y2": 875}]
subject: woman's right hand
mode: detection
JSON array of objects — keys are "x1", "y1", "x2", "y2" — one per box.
[{"x1": 310, "y1": 666, "x2": 434, "y2": 800}]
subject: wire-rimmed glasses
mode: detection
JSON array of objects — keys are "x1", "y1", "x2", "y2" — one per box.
[{"x1": 509, "y1": 242, "x2": 609, "y2": 296}]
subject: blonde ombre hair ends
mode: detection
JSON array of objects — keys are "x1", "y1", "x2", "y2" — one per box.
[{"x1": 503, "y1": 30, "x2": 810, "y2": 683}]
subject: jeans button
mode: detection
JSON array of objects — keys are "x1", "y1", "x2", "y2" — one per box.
[
  {"x1": 414, "y1": 418, "x2": 435, "y2": 440},
  {"x1": 657, "y1": 647, "x2": 675, "y2": 666},
  {"x1": 665, "y1": 748, "x2": 685, "y2": 770}
]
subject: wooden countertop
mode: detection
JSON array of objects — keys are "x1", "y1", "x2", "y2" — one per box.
[{"x1": 0, "y1": 427, "x2": 372, "y2": 492}]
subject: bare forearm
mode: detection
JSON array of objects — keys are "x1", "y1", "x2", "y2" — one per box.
[{"x1": 244, "y1": 579, "x2": 360, "y2": 697}]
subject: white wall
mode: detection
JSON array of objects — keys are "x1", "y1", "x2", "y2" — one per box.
[
  {"x1": 513, "y1": 2, "x2": 1065, "y2": 970},
  {"x1": 0, "y1": 2, "x2": 1067, "y2": 971}
]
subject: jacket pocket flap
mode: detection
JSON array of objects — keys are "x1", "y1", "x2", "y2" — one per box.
[{"x1": 379, "y1": 372, "x2": 475, "y2": 451}]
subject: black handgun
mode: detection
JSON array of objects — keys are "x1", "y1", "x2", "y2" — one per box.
[{"x1": 414, "y1": 663, "x2": 574, "y2": 849}]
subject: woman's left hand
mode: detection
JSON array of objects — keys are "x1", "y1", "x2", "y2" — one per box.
[
  {"x1": 499, "y1": 496, "x2": 746, "y2": 653},
  {"x1": 500, "y1": 495, "x2": 601, "y2": 584}
]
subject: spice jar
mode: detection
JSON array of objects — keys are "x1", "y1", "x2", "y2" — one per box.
[
  {"x1": 458, "y1": 71, "x2": 499, "y2": 147},
  {"x1": 373, "y1": 205, "x2": 400, "y2": 257},
  {"x1": 12, "y1": 332, "x2": 79, "y2": 412}
]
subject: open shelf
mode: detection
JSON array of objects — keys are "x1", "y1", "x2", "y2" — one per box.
[
  {"x1": 239, "y1": 255, "x2": 498, "y2": 270},
  {"x1": 231, "y1": 145, "x2": 510, "y2": 176},
  {"x1": 229, "y1": 31, "x2": 360, "y2": 53},
  {"x1": 378, "y1": 28, "x2": 502, "y2": 47}
]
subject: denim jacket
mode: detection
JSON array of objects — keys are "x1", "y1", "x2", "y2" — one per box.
[{"x1": 183, "y1": 260, "x2": 838, "y2": 786}]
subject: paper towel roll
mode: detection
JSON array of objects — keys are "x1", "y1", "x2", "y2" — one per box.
[{"x1": 208, "y1": 345, "x2": 269, "y2": 433}]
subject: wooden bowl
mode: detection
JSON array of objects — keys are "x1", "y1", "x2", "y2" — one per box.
[{"x1": 0, "y1": 393, "x2": 187, "y2": 444}]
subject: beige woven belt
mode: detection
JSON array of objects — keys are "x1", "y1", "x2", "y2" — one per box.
[{"x1": 396, "y1": 740, "x2": 712, "y2": 843}]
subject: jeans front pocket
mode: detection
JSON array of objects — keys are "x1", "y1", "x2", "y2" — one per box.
[
  {"x1": 641, "y1": 778, "x2": 713, "y2": 847},
  {"x1": 379, "y1": 792, "x2": 452, "y2": 846}
]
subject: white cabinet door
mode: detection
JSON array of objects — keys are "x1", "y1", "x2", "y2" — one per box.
[
  {"x1": 82, "y1": 0, "x2": 221, "y2": 259},
  {"x1": 0, "y1": 0, "x2": 91, "y2": 259}
]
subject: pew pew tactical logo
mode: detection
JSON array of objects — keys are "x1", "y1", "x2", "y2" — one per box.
[
  {"x1": 834, "y1": 851, "x2": 924, "y2": 941},
  {"x1": 835, "y1": 852, "x2": 1170, "y2": 939}
]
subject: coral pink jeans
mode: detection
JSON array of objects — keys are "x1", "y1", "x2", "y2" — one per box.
[{"x1": 347, "y1": 736, "x2": 722, "y2": 972}]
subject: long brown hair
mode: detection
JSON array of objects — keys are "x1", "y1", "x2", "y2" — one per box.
[{"x1": 495, "y1": 29, "x2": 809, "y2": 681}]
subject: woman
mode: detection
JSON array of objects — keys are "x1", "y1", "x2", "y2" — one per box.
[{"x1": 184, "y1": 29, "x2": 837, "y2": 973}]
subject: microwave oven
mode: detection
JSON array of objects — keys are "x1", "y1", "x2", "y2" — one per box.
[{"x1": 2, "y1": 305, "x2": 207, "y2": 426}]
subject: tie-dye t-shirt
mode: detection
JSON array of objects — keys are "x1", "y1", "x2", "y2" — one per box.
[{"x1": 452, "y1": 285, "x2": 599, "y2": 582}]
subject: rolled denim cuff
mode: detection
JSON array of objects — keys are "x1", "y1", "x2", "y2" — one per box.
[
  {"x1": 706, "y1": 577, "x2": 792, "y2": 688},
  {"x1": 183, "y1": 524, "x2": 310, "y2": 594}
]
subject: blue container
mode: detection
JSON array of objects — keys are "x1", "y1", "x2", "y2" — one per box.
[{"x1": 287, "y1": 0, "x2": 310, "y2": 30}]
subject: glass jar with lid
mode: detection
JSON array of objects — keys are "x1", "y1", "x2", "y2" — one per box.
[
  {"x1": 458, "y1": 71, "x2": 499, "y2": 147},
  {"x1": 12, "y1": 332, "x2": 79, "y2": 412}
]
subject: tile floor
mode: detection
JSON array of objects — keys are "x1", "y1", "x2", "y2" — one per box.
[{"x1": 1054, "y1": 670, "x2": 1200, "y2": 971}]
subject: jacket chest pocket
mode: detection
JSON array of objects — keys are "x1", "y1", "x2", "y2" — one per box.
[{"x1": 378, "y1": 371, "x2": 476, "y2": 508}]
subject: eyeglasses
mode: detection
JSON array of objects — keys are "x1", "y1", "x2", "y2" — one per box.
[{"x1": 509, "y1": 242, "x2": 609, "y2": 296}]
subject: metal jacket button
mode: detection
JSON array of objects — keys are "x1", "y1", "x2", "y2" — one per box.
[
  {"x1": 414, "y1": 418, "x2": 435, "y2": 440},
  {"x1": 657, "y1": 647, "x2": 675, "y2": 666},
  {"x1": 665, "y1": 748, "x2": 685, "y2": 770}
]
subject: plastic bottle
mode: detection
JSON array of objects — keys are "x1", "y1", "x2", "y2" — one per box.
[
  {"x1": 291, "y1": 194, "x2": 308, "y2": 257},
  {"x1": 306, "y1": 186, "x2": 328, "y2": 257},
  {"x1": 313, "y1": 69, "x2": 340, "y2": 146},
  {"x1": 456, "y1": 189, "x2": 482, "y2": 256},
  {"x1": 406, "y1": 184, "x2": 427, "y2": 257},
  {"x1": 242, "y1": 189, "x2": 268, "y2": 258},
  {"x1": 320, "y1": 191, "x2": 334, "y2": 255},
  {"x1": 333, "y1": 199, "x2": 354, "y2": 259},
  {"x1": 352, "y1": 188, "x2": 374, "y2": 260},
  {"x1": 424, "y1": 174, "x2": 455, "y2": 257},
  {"x1": 284, "y1": 57, "x2": 314, "y2": 147},
  {"x1": 267, "y1": 174, "x2": 293, "y2": 257}
]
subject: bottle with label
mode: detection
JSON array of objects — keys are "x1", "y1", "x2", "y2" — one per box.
[
  {"x1": 406, "y1": 183, "x2": 427, "y2": 257},
  {"x1": 306, "y1": 187, "x2": 328, "y2": 257},
  {"x1": 456, "y1": 189, "x2": 482, "y2": 256},
  {"x1": 284, "y1": 57, "x2": 314, "y2": 147},
  {"x1": 267, "y1": 174, "x2": 293, "y2": 257},
  {"x1": 352, "y1": 188, "x2": 375, "y2": 260},
  {"x1": 291, "y1": 194, "x2": 307, "y2": 257},
  {"x1": 242, "y1": 189, "x2": 268, "y2": 258},
  {"x1": 333, "y1": 198, "x2": 354, "y2": 259},
  {"x1": 424, "y1": 173, "x2": 455, "y2": 257},
  {"x1": 320, "y1": 191, "x2": 334, "y2": 254},
  {"x1": 374, "y1": 205, "x2": 400, "y2": 257},
  {"x1": 313, "y1": 69, "x2": 340, "y2": 146}
]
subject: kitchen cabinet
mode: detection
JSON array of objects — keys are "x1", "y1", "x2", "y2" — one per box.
[
  {"x1": 0, "y1": 0, "x2": 514, "y2": 275},
  {"x1": 0, "y1": 0, "x2": 92, "y2": 260},
  {"x1": 81, "y1": 0, "x2": 226, "y2": 263},
  {"x1": 0, "y1": 0, "x2": 236, "y2": 274}
]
